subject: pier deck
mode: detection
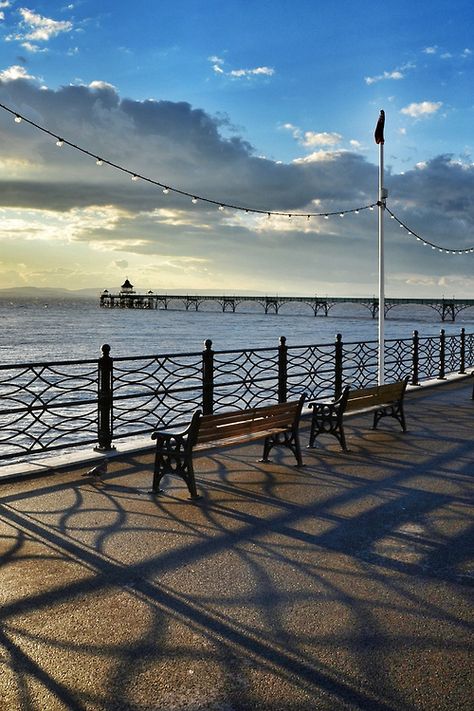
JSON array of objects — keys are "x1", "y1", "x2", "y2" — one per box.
[{"x1": 0, "y1": 378, "x2": 472, "y2": 710}]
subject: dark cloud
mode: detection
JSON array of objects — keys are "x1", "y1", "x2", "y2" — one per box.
[{"x1": 0, "y1": 77, "x2": 473, "y2": 295}]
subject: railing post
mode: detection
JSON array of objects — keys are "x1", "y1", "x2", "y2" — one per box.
[
  {"x1": 96, "y1": 343, "x2": 114, "y2": 451},
  {"x1": 438, "y1": 329, "x2": 446, "y2": 380},
  {"x1": 459, "y1": 327, "x2": 466, "y2": 374},
  {"x1": 202, "y1": 339, "x2": 214, "y2": 415},
  {"x1": 278, "y1": 336, "x2": 288, "y2": 403},
  {"x1": 411, "y1": 330, "x2": 420, "y2": 386},
  {"x1": 335, "y1": 333, "x2": 343, "y2": 398}
]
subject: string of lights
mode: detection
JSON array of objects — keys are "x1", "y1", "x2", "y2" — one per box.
[
  {"x1": 385, "y1": 206, "x2": 474, "y2": 255},
  {"x1": 1, "y1": 100, "x2": 473, "y2": 253},
  {"x1": 1, "y1": 101, "x2": 375, "y2": 218}
]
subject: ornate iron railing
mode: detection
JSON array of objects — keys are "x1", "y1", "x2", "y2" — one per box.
[{"x1": 0, "y1": 329, "x2": 472, "y2": 462}]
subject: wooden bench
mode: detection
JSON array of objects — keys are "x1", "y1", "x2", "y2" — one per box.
[
  {"x1": 307, "y1": 377, "x2": 409, "y2": 451},
  {"x1": 151, "y1": 395, "x2": 306, "y2": 499}
]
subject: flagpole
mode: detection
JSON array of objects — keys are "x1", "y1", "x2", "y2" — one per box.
[
  {"x1": 375, "y1": 110, "x2": 386, "y2": 385},
  {"x1": 378, "y1": 140, "x2": 385, "y2": 384}
]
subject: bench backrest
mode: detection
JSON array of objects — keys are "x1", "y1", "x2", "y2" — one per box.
[
  {"x1": 345, "y1": 378, "x2": 408, "y2": 412},
  {"x1": 196, "y1": 396, "x2": 305, "y2": 445}
]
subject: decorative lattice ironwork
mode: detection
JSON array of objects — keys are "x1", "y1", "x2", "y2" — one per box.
[
  {"x1": 213, "y1": 347, "x2": 279, "y2": 411},
  {"x1": 341, "y1": 340, "x2": 379, "y2": 389},
  {"x1": 112, "y1": 352, "x2": 203, "y2": 438},
  {"x1": 384, "y1": 338, "x2": 413, "y2": 382},
  {"x1": 445, "y1": 334, "x2": 459, "y2": 376},
  {"x1": 286, "y1": 343, "x2": 335, "y2": 400},
  {"x1": 417, "y1": 335, "x2": 441, "y2": 380},
  {"x1": 0, "y1": 359, "x2": 98, "y2": 459}
]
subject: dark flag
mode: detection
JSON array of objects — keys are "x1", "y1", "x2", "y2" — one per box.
[{"x1": 374, "y1": 110, "x2": 385, "y2": 144}]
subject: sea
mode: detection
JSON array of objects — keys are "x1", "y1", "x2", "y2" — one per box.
[{"x1": 1, "y1": 295, "x2": 473, "y2": 364}]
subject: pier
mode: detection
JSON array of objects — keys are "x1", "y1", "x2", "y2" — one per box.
[{"x1": 100, "y1": 280, "x2": 474, "y2": 321}]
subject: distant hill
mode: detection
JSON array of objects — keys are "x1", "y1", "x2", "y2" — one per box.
[{"x1": 0, "y1": 287, "x2": 100, "y2": 300}]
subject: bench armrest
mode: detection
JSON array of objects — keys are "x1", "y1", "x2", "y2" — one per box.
[
  {"x1": 151, "y1": 409, "x2": 202, "y2": 447},
  {"x1": 308, "y1": 385, "x2": 350, "y2": 412}
]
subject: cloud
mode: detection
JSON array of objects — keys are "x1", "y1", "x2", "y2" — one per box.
[
  {"x1": 423, "y1": 46, "x2": 438, "y2": 54},
  {"x1": 208, "y1": 56, "x2": 274, "y2": 80},
  {"x1": 365, "y1": 69, "x2": 404, "y2": 85},
  {"x1": 302, "y1": 131, "x2": 342, "y2": 147},
  {"x1": 8, "y1": 7, "x2": 72, "y2": 44},
  {"x1": 0, "y1": 64, "x2": 36, "y2": 81},
  {"x1": 400, "y1": 101, "x2": 443, "y2": 118},
  {"x1": 0, "y1": 78, "x2": 472, "y2": 295},
  {"x1": 229, "y1": 66, "x2": 274, "y2": 78},
  {"x1": 20, "y1": 41, "x2": 48, "y2": 53}
]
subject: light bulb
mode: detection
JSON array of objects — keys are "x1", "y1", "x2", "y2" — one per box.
[
  {"x1": 192, "y1": 197, "x2": 198, "y2": 204},
  {"x1": 369, "y1": 206, "x2": 374, "y2": 211},
  {"x1": 96, "y1": 158, "x2": 103, "y2": 166},
  {"x1": 354, "y1": 210, "x2": 359, "y2": 214},
  {"x1": 132, "y1": 174, "x2": 139, "y2": 181},
  {"x1": 162, "y1": 187, "x2": 169, "y2": 194},
  {"x1": 324, "y1": 214, "x2": 329, "y2": 220},
  {"x1": 14, "y1": 115, "x2": 22, "y2": 123},
  {"x1": 218, "y1": 205, "x2": 225, "y2": 211},
  {"x1": 339, "y1": 213, "x2": 344, "y2": 218},
  {"x1": 56, "y1": 138, "x2": 64, "y2": 147}
]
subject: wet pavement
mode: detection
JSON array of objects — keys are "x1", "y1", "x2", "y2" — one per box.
[{"x1": 0, "y1": 377, "x2": 473, "y2": 710}]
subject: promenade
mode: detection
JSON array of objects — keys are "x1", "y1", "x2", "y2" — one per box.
[{"x1": 0, "y1": 377, "x2": 472, "y2": 710}]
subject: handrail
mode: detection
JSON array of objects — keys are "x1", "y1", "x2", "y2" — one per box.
[{"x1": 0, "y1": 328, "x2": 472, "y2": 462}]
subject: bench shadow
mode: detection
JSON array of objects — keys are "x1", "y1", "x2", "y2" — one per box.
[{"x1": 0, "y1": 381, "x2": 472, "y2": 710}]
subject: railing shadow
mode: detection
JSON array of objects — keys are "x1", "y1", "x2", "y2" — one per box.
[{"x1": 0, "y1": 380, "x2": 472, "y2": 710}]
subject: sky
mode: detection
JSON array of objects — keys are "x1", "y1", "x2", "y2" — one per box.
[{"x1": 0, "y1": 0, "x2": 473, "y2": 297}]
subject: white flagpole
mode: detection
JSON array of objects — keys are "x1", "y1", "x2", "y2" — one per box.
[{"x1": 376, "y1": 110, "x2": 386, "y2": 385}]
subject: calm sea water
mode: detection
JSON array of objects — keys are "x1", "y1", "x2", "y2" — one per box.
[{"x1": 1, "y1": 296, "x2": 473, "y2": 364}]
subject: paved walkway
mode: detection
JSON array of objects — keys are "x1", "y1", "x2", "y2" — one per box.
[{"x1": 0, "y1": 378, "x2": 472, "y2": 710}]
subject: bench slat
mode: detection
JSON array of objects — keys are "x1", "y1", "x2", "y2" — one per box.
[
  {"x1": 200, "y1": 402, "x2": 299, "y2": 426},
  {"x1": 194, "y1": 428, "x2": 289, "y2": 451},
  {"x1": 197, "y1": 414, "x2": 297, "y2": 443}
]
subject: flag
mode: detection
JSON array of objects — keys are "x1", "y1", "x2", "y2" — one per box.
[{"x1": 374, "y1": 110, "x2": 385, "y2": 144}]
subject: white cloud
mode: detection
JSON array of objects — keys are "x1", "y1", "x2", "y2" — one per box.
[
  {"x1": 16, "y1": 8, "x2": 73, "y2": 42},
  {"x1": 208, "y1": 56, "x2": 274, "y2": 79},
  {"x1": 400, "y1": 101, "x2": 442, "y2": 118},
  {"x1": 365, "y1": 69, "x2": 404, "y2": 85},
  {"x1": 423, "y1": 46, "x2": 438, "y2": 54},
  {"x1": 89, "y1": 80, "x2": 116, "y2": 91},
  {"x1": 302, "y1": 131, "x2": 342, "y2": 147},
  {"x1": 208, "y1": 55, "x2": 224, "y2": 65},
  {"x1": 21, "y1": 41, "x2": 47, "y2": 53},
  {"x1": 293, "y1": 150, "x2": 343, "y2": 163},
  {"x1": 0, "y1": 64, "x2": 36, "y2": 81},
  {"x1": 229, "y1": 66, "x2": 274, "y2": 78}
]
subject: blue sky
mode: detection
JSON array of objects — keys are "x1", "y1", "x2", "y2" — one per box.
[{"x1": 0, "y1": 0, "x2": 473, "y2": 296}]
